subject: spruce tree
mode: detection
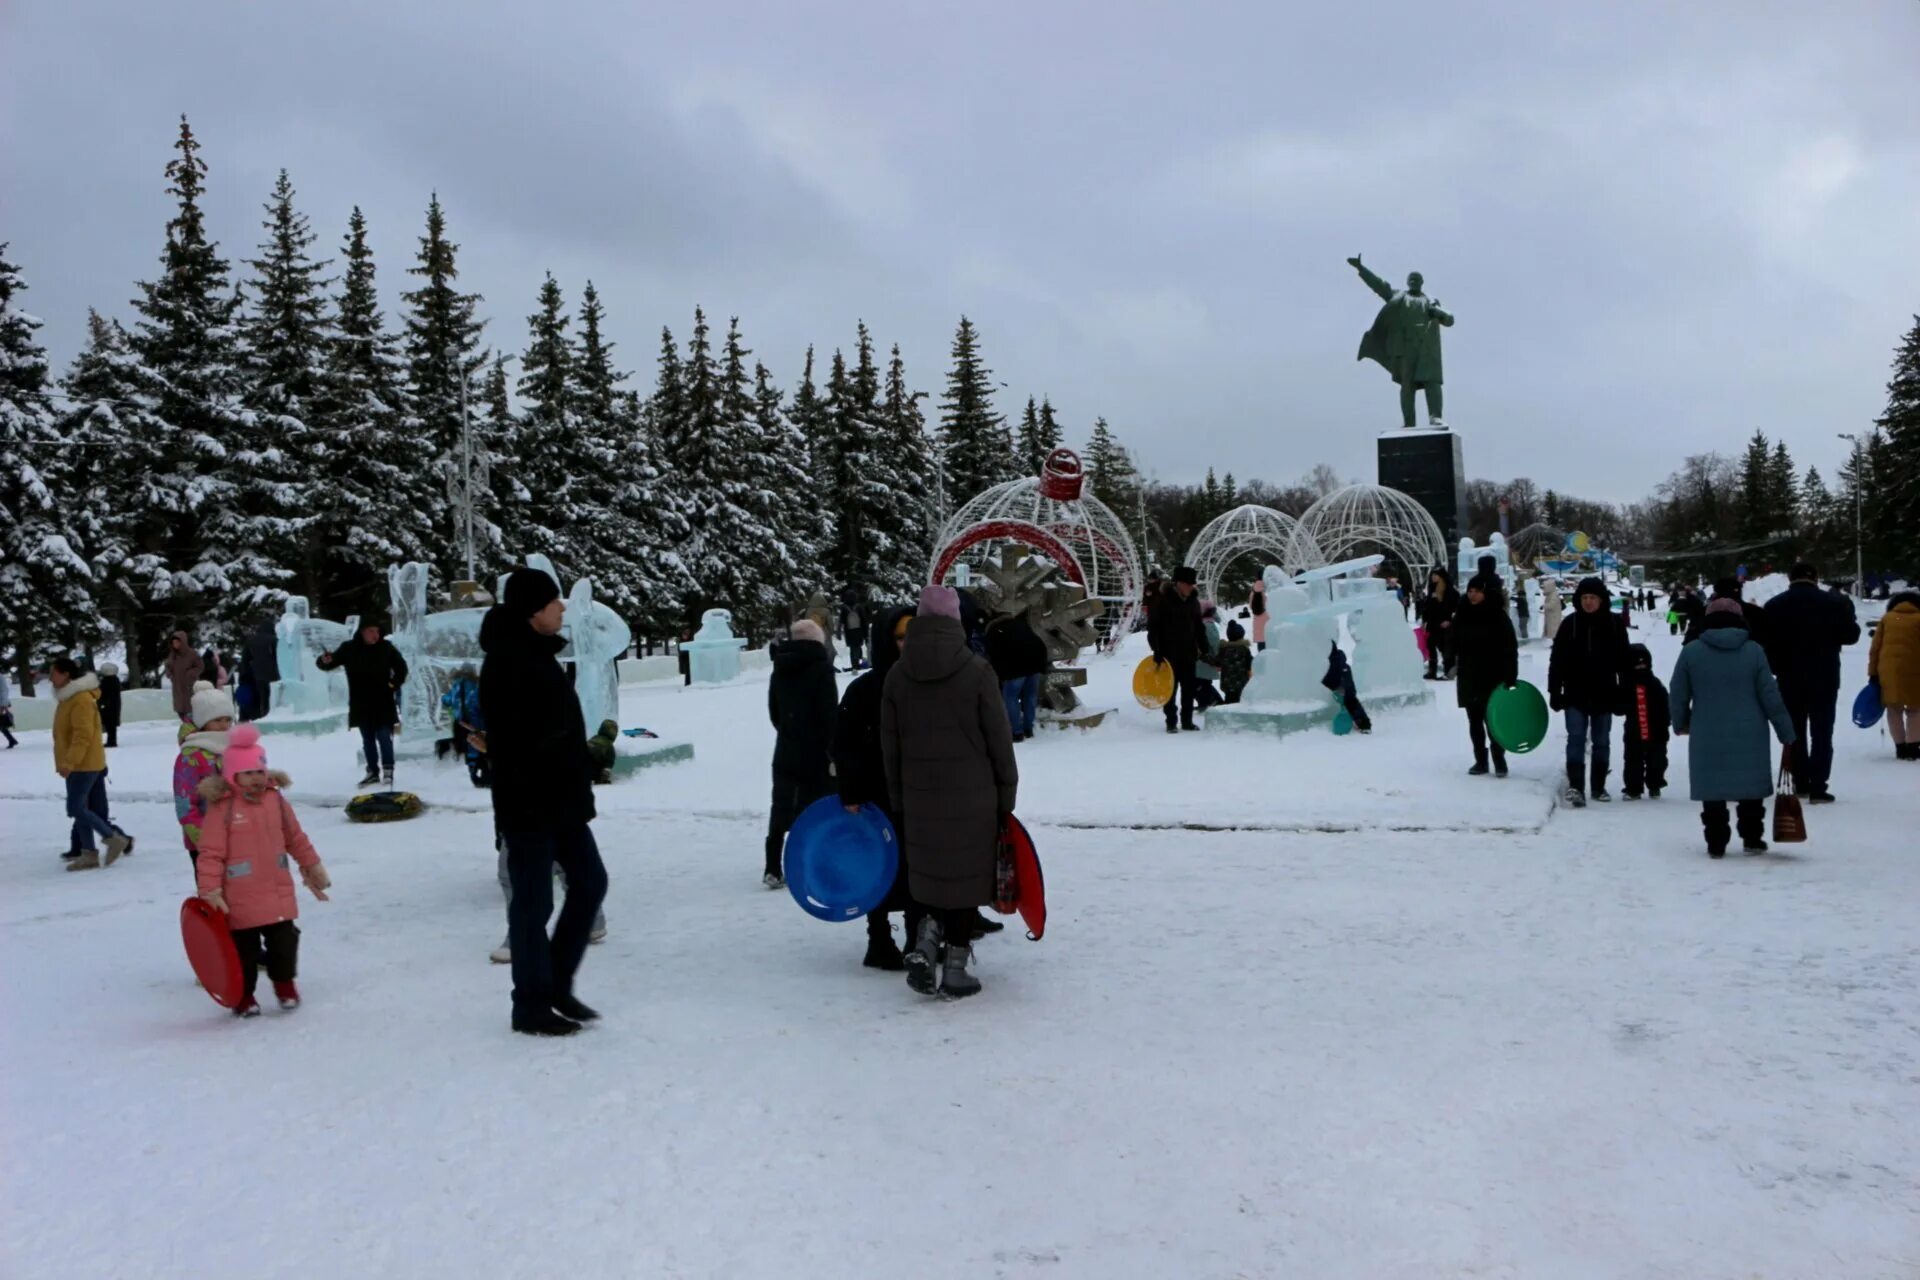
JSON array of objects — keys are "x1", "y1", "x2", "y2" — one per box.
[
  {"x1": 1738, "y1": 430, "x2": 1772, "y2": 541},
  {"x1": 1085, "y1": 417, "x2": 1140, "y2": 516},
  {"x1": 402, "y1": 194, "x2": 486, "y2": 572},
  {"x1": 882, "y1": 341, "x2": 937, "y2": 596},
  {"x1": 694, "y1": 316, "x2": 781, "y2": 631},
  {"x1": 0, "y1": 247, "x2": 98, "y2": 683},
  {"x1": 509, "y1": 272, "x2": 577, "y2": 567},
  {"x1": 938, "y1": 316, "x2": 1012, "y2": 508},
  {"x1": 752, "y1": 359, "x2": 825, "y2": 609},
  {"x1": 1767, "y1": 440, "x2": 1798, "y2": 539},
  {"x1": 310, "y1": 207, "x2": 433, "y2": 617},
  {"x1": 240, "y1": 170, "x2": 330, "y2": 610},
  {"x1": 1875, "y1": 315, "x2": 1920, "y2": 569},
  {"x1": 1017, "y1": 396, "x2": 1043, "y2": 476},
  {"x1": 792, "y1": 346, "x2": 836, "y2": 504},
  {"x1": 127, "y1": 116, "x2": 264, "y2": 658}
]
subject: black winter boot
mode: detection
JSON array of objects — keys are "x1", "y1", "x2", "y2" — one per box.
[
  {"x1": 863, "y1": 916, "x2": 905, "y2": 971},
  {"x1": 513, "y1": 1008, "x2": 583, "y2": 1037},
  {"x1": 905, "y1": 918, "x2": 942, "y2": 995},
  {"x1": 551, "y1": 993, "x2": 600, "y2": 1022}
]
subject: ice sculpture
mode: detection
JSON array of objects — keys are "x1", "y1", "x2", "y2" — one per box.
[
  {"x1": 1347, "y1": 589, "x2": 1425, "y2": 693},
  {"x1": 685, "y1": 609, "x2": 748, "y2": 684},
  {"x1": 563, "y1": 572, "x2": 629, "y2": 734},
  {"x1": 1241, "y1": 583, "x2": 1333, "y2": 705},
  {"x1": 269, "y1": 597, "x2": 354, "y2": 715}
]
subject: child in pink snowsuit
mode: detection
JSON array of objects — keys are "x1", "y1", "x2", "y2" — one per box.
[{"x1": 195, "y1": 725, "x2": 332, "y2": 1018}]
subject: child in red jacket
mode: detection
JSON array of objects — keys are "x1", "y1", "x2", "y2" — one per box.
[
  {"x1": 195, "y1": 725, "x2": 332, "y2": 1018},
  {"x1": 1622, "y1": 643, "x2": 1671, "y2": 799}
]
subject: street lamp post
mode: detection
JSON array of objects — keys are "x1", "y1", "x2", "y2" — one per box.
[{"x1": 1837, "y1": 432, "x2": 1864, "y2": 593}]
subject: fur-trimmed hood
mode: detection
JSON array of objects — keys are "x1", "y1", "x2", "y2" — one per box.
[
  {"x1": 197, "y1": 770, "x2": 292, "y2": 803},
  {"x1": 54, "y1": 672, "x2": 100, "y2": 702}
]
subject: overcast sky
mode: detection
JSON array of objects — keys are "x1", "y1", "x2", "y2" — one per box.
[{"x1": 4, "y1": 1, "x2": 1917, "y2": 503}]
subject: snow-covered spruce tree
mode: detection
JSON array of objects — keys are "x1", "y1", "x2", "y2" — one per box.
[
  {"x1": 0, "y1": 246, "x2": 98, "y2": 685},
  {"x1": 240, "y1": 169, "x2": 330, "y2": 615},
  {"x1": 127, "y1": 117, "x2": 265, "y2": 660},
  {"x1": 1874, "y1": 315, "x2": 1920, "y2": 569},
  {"x1": 508, "y1": 272, "x2": 578, "y2": 570},
  {"x1": 881, "y1": 340, "x2": 936, "y2": 598},
  {"x1": 791, "y1": 345, "x2": 836, "y2": 509},
  {"x1": 752, "y1": 359, "x2": 826, "y2": 612},
  {"x1": 694, "y1": 317, "x2": 787, "y2": 636},
  {"x1": 1016, "y1": 394, "x2": 1063, "y2": 477},
  {"x1": 309, "y1": 206, "x2": 435, "y2": 618},
  {"x1": 401, "y1": 194, "x2": 486, "y2": 576},
  {"x1": 938, "y1": 316, "x2": 1013, "y2": 507},
  {"x1": 823, "y1": 324, "x2": 923, "y2": 604}
]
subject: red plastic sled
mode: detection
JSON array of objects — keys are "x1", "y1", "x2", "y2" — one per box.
[
  {"x1": 991, "y1": 815, "x2": 1047, "y2": 941},
  {"x1": 181, "y1": 897, "x2": 245, "y2": 1009}
]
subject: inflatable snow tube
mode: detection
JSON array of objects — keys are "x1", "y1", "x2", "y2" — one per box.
[
  {"x1": 345, "y1": 791, "x2": 425, "y2": 823},
  {"x1": 1852, "y1": 681, "x2": 1884, "y2": 730},
  {"x1": 1486, "y1": 681, "x2": 1549, "y2": 754},
  {"x1": 784, "y1": 797, "x2": 899, "y2": 922},
  {"x1": 181, "y1": 897, "x2": 245, "y2": 1009},
  {"x1": 1132, "y1": 657, "x2": 1175, "y2": 711},
  {"x1": 990, "y1": 814, "x2": 1047, "y2": 941}
]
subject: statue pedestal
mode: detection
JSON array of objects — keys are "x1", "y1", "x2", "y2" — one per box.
[{"x1": 1378, "y1": 428, "x2": 1468, "y2": 548}]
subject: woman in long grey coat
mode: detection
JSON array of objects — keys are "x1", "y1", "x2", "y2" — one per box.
[
  {"x1": 882, "y1": 585, "x2": 1018, "y2": 999},
  {"x1": 1670, "y1": 598, "x2": 1797, "y2": 858}
]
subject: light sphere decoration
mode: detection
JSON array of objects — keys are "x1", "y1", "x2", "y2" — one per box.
[
  {"x1": 1508, "y1": 522, "x2": 1568, "y2": 567},
  {"x1": 930, "y1": 448, "x2": 1145, "y2": 642},
  {"x1": 1183, "y1": 504, "x2": 1327, "y2": 605},
  {"x1": 1297, "y1": 483, "x2": 1449, "y2": 585}
]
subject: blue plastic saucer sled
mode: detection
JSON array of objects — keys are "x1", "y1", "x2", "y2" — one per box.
[
  {"x1": 784, "y1": 798, "x2": 899, "y2": 922},
  {"x1": 1852, "y1": 681, "x2": 1883, "y2": 730}
]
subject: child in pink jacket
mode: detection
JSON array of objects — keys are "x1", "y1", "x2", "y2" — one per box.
[{"x1": 195, "y1": 725, "x2": 332, "y2": 1018}]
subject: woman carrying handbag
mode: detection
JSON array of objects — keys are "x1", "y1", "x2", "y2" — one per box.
[{"x1": 1669, "y1": 598, "x2": 1798, "y2": 858}]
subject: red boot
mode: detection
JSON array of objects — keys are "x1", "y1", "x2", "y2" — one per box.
[
  {"x1": 234, "y1": 995, "x2": 261, "y2": 1018},
  {"x1": 273, "y1": 981, "x2": 300, "y2": 1011}
]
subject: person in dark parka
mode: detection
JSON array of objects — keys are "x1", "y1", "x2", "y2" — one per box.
[
  {"x1": 1670, "y1": 598, "x2": 1797, "y2": 857},
  {"x1": 1420, "y1": 568, "x2": 1459, "y2": 679},
  {"x1": 833, "y1": 606, "x2": 926, "y2": 970},
  {"x1": 1548, "y1": 576, "x2": 1629, "y2": 805},
  {"x1": 1761, "y1": 562, "x2": 1860, "y2": 803},
  {"x1": 315, "y1": 620, "x2": 409, "y2": 787},
  {"x1": 1453, "y1": 574, "x2": 1518, "y2": 776},
  {"x1": 1148, "y1": 566, "x2": 1206, "y2": 732},
  {"x1": 985, "y1": 610, "x2": 1050, "y2": 740},
  {"x1": 1217, "y1": 619, "x2": 1255, "y2": 704},
  {"x1": 97, "y1": 662, "x2": 123, "y2": 748},
  {"x1": 764, "y1": 619, "x2": 838, "y2": 888},
  {"x1": 1620, "y1": 643, "x2": 1671, "y2": 799},
  {"x1": 882, "y1": 585, "x2": 1018, "y2": 1000},
  {"x1": 239, "y1": 616, "x2": 280, "y2": 720},
  {"x1": 480, "y1": 567, "x2": 608, "y2": 1036}
]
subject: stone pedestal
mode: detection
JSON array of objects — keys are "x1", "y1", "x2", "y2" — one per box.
[{"x1": 1378, "y1": 429, "x2": 1468, "y2": 548}]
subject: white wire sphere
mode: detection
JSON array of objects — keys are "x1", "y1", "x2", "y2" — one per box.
[
  {"x1": 931, "y1": 476, "x2": 1145, "y2": 636},
  {"x1": 1297, "y1": 483, "x2": 1448, "y2": 582},
  {"x1": 1183, "y1": 504, "x2": 1326, "y2": 604}
]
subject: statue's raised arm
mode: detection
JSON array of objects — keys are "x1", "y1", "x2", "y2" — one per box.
[{"x1": 1348, "y1": 254, "x2": 1395, "y2": 303}]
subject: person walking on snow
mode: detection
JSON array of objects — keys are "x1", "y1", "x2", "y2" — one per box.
[
  {"x1": 165, "y1": 629, "x2": 203, "y2": 721},
  {"x1": 194, "y1": 724, "x2": 332, "y2": 1016},
  {"x1": 882, "y1": 585, "x2": 1019, "y2": 1000},
  {"x1": 481, "y1": 567, "x2": 610, "y2": 1037},
  {"x1": 986, "y1": 610, "x2": 1050, "y2": 741},
  {"x1": 1620, "y1": 643, "x2": 1671, "y2": 799},
  {"x1": 1548, "y1": 576, "x2": 1629, "y2": 807},
  {"x1": 1, "y1": 675, "x2": 17, "y2": 749},
  {"x1": 763, "y1": 619, "x2": 838, "y2": 889},
  {"x1": 1669, "y1": 597, "x2": 1797, "y2": 857},
  {"x1": 49, "y1": 657, "x2": 134, "y2": 869},
  {"x1": 1420, "y1": 568, "x2": 1459, "y2": 680},
  {"x1": 1868, "y1": 591, "x2": 1920, "y2": 760},
  {"x1": 1761, "y1": 562, "x2": 1860, "y2": 804},
  {"x1": 97, "y1": 662, "x2": 122, "y2": 747},
  {"x1": 833, "y1": 606, "x2": 926, "y2": 971},
  {"x1": 1453, "y1": 573, "x2": 1518, "y2": 777},
  {"x1": 174, "y1": 682, "x2": 236, "y2": 862},
  {"x1": 1149, "y1": 566, "x2": 1206, "y2": 733},
  {"x1": 315, "y1": 619, "x2": 408, "y2": 788}
]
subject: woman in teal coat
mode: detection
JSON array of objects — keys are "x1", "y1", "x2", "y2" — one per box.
[{"x1": 1670, "y1": 598, "x2": 1797, "y2": 858}]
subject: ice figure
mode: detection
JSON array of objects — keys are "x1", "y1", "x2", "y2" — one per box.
[
  {"x1": 1347, "y1": 592, "x2": 1424, "y2": 693},
  {"x1": 269, "y1": 596, "x2": 352, "y2": 715},
  {"x1": 685, "y1": 609, "x2": 748, "y2": 684},
  {"x1": 1456, "y1": 533, "x2": 1517, "y2": 600},
  {"x1": 387, "y1": 562, "x2": 439, "y2": 741},
  {"x1": 1242, "y1": 583, "x2": 1334, "y2": 705},
  {"x1": 564, "y1": 572, "x2": 629, "y2": 732}
]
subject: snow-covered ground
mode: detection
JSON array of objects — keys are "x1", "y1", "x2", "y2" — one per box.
[{"x1": 4, "y1": 617, "x2": 1917, "y2": 1278}]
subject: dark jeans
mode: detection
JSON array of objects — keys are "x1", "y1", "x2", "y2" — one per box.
[
  {"x1": 1425, "y1": 627, "x2": 1456, "y2": 678},
  {"x1": 231, "y1": 920, "x2": 299, "y2": 995},
  {"x1": 65, "y1": 769, "x2": 120, "y2": 852},
  {"x1": 767, "y1": 771, "x2": 834, "y2": 877},
  {"x1": 359, "y1": 723, "x2": 394, "y2": 774},
  {"x1": 846, "y1": 632, "x2": 867, "y2": 670},
  {"x1": 1465, "y1": 702, "x2": 1506, "y2": 768},
  {"x1": 1162, "y1": 661, "x2": 1197, "y2": 729},
  {"x1": 1623, "y1": 735, "x2": 1668, "y2": 795},
  {"x1": 1702, "y1": 799, "x2": 1765, "y2": 848},
  {"x1": 502, "y1": 824, "x2": 609, "y2": 1018},
  {"x1": 1001, "y1": 674, "x2": 1041, "y2": 736},
  {"x1": 1778, "y1": 682, "x2": 1836, "y2": 793},
  {"x1": 1564, "y1": 709, "x2": 1612, "y2": 775}
]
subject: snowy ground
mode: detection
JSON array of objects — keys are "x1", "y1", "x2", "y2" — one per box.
[{"x1": 4, "y1": 616, "x2": 1918, "y2": 1278}]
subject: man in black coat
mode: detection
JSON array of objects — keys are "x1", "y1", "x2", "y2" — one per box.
[
  {"x1": 1762, "y1": 562, "x2": 1861, "y2": 803},
  {"x1": 480, "y1": 567, "x2": 608, "y2": 1037},
  {"x1": 1548, "y1": 576, "x2": 1629, "y2": 805},
  {"x1": 239, "y1": 616, "x2": 280, "y2": 721},
  {"x1": 985, "y1": 611, "x2": 1050, "y2": 740},
  {"x1": 316, "y1": 619, "x2": 409, "y2": 786},
  {"x1": 1149, "y1": 565, "x2": 1206, "y2": 733},
  {"x1": 764, "y1": 619, "x2": 838, "y2": 889}
]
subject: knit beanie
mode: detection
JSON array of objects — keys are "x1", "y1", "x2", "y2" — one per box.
[
  {"x1": 1707, "y1": 596, "x2": 1744, "y2": 617},
  {"x1": 1226, "y1": 619, "x2": 1246, "y2": 642},
  {"x1": 504, "y1": 567, "x2": 561, "y2": 618},
  {"x1": 917, "y1": 584, "x2": 961, "y2": 620},
  {"x1": 222, "y1": 724, "x2": 267, "y2": 778},
  {"x1": 99, "y1": 662, "x2": 119, "y2": 678},
  {"x1": 190, "y1": 682, "x2": 238, "y2": 728}
]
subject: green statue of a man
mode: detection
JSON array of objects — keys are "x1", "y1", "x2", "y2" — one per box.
[{"x1": 1349, "y1": 254, "x2": 1453, "y2": 429}]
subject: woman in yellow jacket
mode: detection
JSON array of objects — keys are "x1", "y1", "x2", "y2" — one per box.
[
  {"x1": 1869, "y1": 592, "x2": 1920, "y2": 760},
  {"x1": 50, "y1": 657, "x2": 134, "y2": 870}
]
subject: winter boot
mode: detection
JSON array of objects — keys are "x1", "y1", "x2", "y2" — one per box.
[
  {"x1": 968, "y1": 908, "x2": 1005, "y2": 936},
  {"x1": 1563, "y1": 764, "x2": 1586, "y2": 809},
  {"x1": 512, "y1": 1009, "x2": 582, "y2": 1037},
  {"x1": 273, "y1": 981, "x2": 300, "y2": 1011},
  {"x1": 357, "y1": 766, "x2": 380, "y2": 787},
  {"x1": 762, "y1": 871, "x2": 784, "y2": 890},
  {"x1": 1589, "y1": 765, "x2": 1611, "y2": 802},
  {"x1": 490, "y1": 937, "x2": 511, "y2": 964},
  {"x1": 863, "y1": 917, "x2": 905, "y2": 971},
  {"x1": 1468, "y1": 746, "x2": 1490, "y2": 776},
  {"x1": 234, "y1": 995, "x2": 261, "y2": 1018},
  {"x1": 1743, "y1": 837, "x2": 1769, "y2": 854},
  {"x1": 381, "y1": 768, "x2": 395, "y2": 789},
  {"x1": 905, "y1": 917, "x2": 943, "y2": 995},
  {"x1": 65, "y1": 850, "x2": 101, "y2": 871},
  {"x1": 551, "y1": 993, "x2": 599, "y2": 1022},
  {"x1": 104, "y1": 831, "x2": 133, "y2": 865},
  {"x1": 1493, "y1": 753, "x2": 1509, "y2": 778},
  {"x1": 939, "y1": 942, "x2": 983, "y2": 999}
]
